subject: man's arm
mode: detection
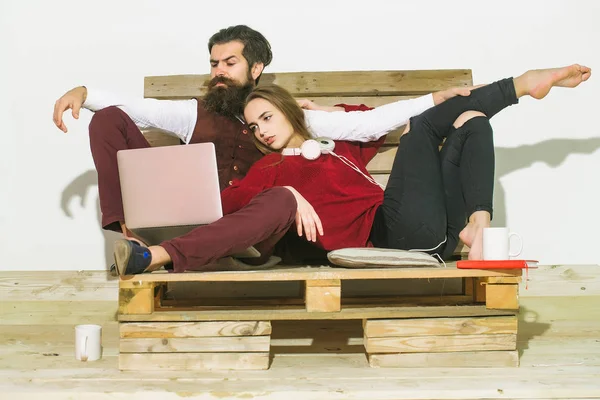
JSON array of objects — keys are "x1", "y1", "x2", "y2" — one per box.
[
  {"x1": 303, "y1": 94, "x2": 434, "y2": 142},
  {"x1": 303, "y1": 87, "x2": 473, "y2": 142},
  {"x1": 53, "y1": 86, "x2": 198, "y2": 143}
]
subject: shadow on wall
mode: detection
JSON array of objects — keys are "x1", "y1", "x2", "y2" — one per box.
[
  {"x1": 492, "y1": 137, "x2": 600, "y2": 227},
  {"x1": 60, "y1": 170, "x2": 120, "y2": 270},
  {"x1": 60, "y1": 137, "x2": 600, "y2": 271}
]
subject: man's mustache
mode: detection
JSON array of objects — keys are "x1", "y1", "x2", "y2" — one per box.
[{"x1": 208, "y1": 76, "x2": 238, "y2": 89}]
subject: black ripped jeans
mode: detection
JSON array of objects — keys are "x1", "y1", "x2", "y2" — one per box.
[{"x1": 369, "y1": 78, "x2": 519, "y2": 259}]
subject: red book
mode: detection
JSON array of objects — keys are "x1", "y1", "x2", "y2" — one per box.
[{"x1": 456, "y1": 260, "x2": 538, "y2": 269}]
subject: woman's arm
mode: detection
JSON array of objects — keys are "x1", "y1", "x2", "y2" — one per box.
[{"x1": 83, "y1": 87, "x2": 198, "y2": 143}]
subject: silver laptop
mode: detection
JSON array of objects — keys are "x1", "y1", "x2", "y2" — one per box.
[{"x1": 116, "y1": 142, "x2": 260, "y2": 258}]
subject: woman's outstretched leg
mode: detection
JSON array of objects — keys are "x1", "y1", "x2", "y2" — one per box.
[{"x1": 422, "y1": 64, "x2": 591, "y2": 139}]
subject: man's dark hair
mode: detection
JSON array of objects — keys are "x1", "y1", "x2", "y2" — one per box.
[{"x1": 208, "y1": 25, "x2": 272, "y2": 84}]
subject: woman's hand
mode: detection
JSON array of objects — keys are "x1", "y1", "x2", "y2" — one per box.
[{"x1": 283, "y1": 186, "x2": 324, "y2": 242}]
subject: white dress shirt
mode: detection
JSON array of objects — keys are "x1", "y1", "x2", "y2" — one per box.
[{"x1": 83, "y1": 88, "x2": 435, "y2": 144}]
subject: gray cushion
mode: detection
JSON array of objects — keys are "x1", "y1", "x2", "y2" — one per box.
[{"x1": 327, "y1": 247, "x2": 440, "y2": 269}]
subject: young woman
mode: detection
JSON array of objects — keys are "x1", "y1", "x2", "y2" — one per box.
[{"x1": 113, "y1": 65, "x2": 591, "y2": 275}]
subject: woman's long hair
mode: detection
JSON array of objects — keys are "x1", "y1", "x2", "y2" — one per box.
[{"x1": 245, "y1": 84, "x2": 312, "y2": 155}]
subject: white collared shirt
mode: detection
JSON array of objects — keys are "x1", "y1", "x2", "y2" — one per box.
[{"x1": 83, "y1": 88, "x2": 434, "y2": 143}]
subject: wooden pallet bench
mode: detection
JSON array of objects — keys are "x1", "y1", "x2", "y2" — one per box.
[
  {"x1": 117, "y1": 69, "x2": 522, "y2": 370},
  {"x1": 118, "y1": 264, "x2": 521, "y2": 370}
]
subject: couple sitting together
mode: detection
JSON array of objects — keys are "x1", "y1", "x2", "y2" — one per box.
[{"x1": 53, "y1": 25, "x2": 591, "y2": 276}]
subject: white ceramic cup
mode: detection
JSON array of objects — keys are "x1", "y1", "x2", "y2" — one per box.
[
  {"x1": 75, "y1": 324, "x2": 102, "y2": 361},
  {"x1": 482, "y1": 227, "x2": 523, "y2": 260}
]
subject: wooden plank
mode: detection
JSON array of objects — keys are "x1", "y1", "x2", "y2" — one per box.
[
  {"x1": 367, "y1": 146, "x2": 396, "y2": 174},
  {"x1": 305, "y1": 279, "x2": 341, "y2": 312},
  {"x1": 520, "y1": 264, "x2": 600, "y2": 297},
  {"x1": 119, "y1": 264, "x2": 522, "y2": 283},
  {"x1": 159, "y1": 294, "x2": 475, "y2": 308},
  {"x1": 119, "y1": 352, "x2": 269, "y2": 370},
  {"x1": 365, "y1": 333, "x2": 517, "y2": 353},
  {"x1": 1, "y1": 301, "x2": 117, "y2": 325},
  {"x1": 118, "y1": 282, "x2": 155, "y2": 315},
  {"x1": 486, "y1": 284, "x2": 519, "y2": 310},
  {"x1": 119, "y1": 304, "x2": 514, "y2": 322},
  {"x1": 119, "y1": 336, "x2": 270, "y2": 353},
  {"x1": 143, "y1": 129, "x2": 180, "y2": 147},
  {"x1": 368, "y1": 350, "x2": 519, "y2": 368},
  {"x1": 120, "y1": 321, "x2": 272, "y2": 338},
  {"x1": 144, "y1": 70, "x2": 473, "y2": 99},
  {"x1": 364, "y1": 316, "x2": 518, "y2": 338},
  {"x1": 0, "y1": 271, "x2": 117, "y2": 302}
]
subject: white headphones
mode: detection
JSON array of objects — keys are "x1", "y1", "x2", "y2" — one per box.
[
  {"x1": 281, "y1": 138, "x2": 335, "y2": 160},
  {"x1": 281, "y1": 137, "x2": 384, "y2": 189}
]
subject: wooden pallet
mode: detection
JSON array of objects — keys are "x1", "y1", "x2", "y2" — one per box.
[
  {"x1": 117, "y1": 68, "x2": 522, "y2": 370},
  {"x1": 118, "y1": 263, "x2": 521, "y2": 370}
]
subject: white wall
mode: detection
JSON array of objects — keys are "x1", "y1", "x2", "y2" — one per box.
[{"x1": 1, "y1": 0, "x2": 598, "y2": 271}]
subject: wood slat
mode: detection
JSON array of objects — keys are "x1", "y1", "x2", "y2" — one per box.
[
  {"x1": 119, "y1": 321, "x2": 272, "y2": 338},
  {"x1": 144, "y1": 69, "x2": 473, "y2": 99},
  {"x1": 364, "y1": 333, "x2": 517, "y2": 353},
  {"x1": 119, "y1": 352, "x2": 269, "y2": 370},
  {"x1": 119, "y1": 336, "x2": 270, "y2": 353},
  {"x1": 364, "y1": 316, "x2": 518, "y2": 338},
  {"x1": 118, "y1": 264, "x2": 521, "y2": 283},
  {"x1": 159, "y1": 295, "x2": 474, "y2": 308},
  {"x1": 368, "y1": 350, "x2": 519, "y2": 368},
  {"x1": 0, "y1": 271, "x2": 117, "y2": 302},
  {"x1": 119, "y1": 304, "x2": 514, "y2": 322},
  {"x1": 367, "y1": 145, "x2": 397, "y2": 173}
]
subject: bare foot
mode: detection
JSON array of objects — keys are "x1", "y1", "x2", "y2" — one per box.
[
  {"x1": 459, "y1": 222, "x2": 483, "y2": 260},
  {"x1": 527, "y1": 64, "x2": 592, "y2": 100},
  {"x1": 459, "y1": 210, "x2": 491, "y2": 260}
]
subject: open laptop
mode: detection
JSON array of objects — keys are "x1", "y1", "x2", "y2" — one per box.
[{"x1": 116, "y1": 142, "x2": 260, "y2": 259}]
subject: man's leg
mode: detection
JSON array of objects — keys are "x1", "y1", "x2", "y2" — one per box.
[
  {"x1": 88, "y1": 106, "x2": 151, "y2": 234},
  {"x1": 113, "y1": 187, "x2": 297, "y2": 274}
]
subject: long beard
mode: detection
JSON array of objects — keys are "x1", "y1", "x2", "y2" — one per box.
[{"x1": 203, "y1": 76, "x2": 253, "y2": 119}]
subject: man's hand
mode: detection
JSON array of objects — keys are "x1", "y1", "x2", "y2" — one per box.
[
  {"x1": 283, "y1": 186, "x2": 324, "y2": 242},
  {"x1": 296, "y1": 99, "x2": 344, "y2": 112},
  {"x1": 432, "y1": 85, "x2": 485, "y2": 106},
  {"x1": 53, "y1": 86, "x2": 87, "y2": 133}
]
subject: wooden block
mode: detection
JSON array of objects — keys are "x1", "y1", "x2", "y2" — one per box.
[
  {"x1": 485, "y1": 276, "x2": 522, "y2": 284},
  {"x1": 368, "y1": 350, "x2": 519, "y2": 368},
  {"x1": 464, "y1": 277, "x2": 474, "y2": 297},
  {"x1": 364, "y1": 333, "x2": 517, "y2": 353},
  {"x1": 119, "y1": 352, "x2": 269, "y2": 370},
  {"x1": 119, "y1": 336, "x2": 270, "y2": 353},
  {"x1": 475, "y1": 278, "x2": 487, "y2": 303},
  {"x1": 486, "y1": 284, "x2": 519, "y2": 310},
  {"x1": 120, "y1": 321, "x2": 272, "y2": 338},
  {"x1": 118, "y1": 281, "x2": 155, "y2": 315},
  {"x1": 305, "y1": 279, "x2": 341, "y2": 312},
  {"x1": 364, "y1": 316, "x2": 518, "y2": 338}
]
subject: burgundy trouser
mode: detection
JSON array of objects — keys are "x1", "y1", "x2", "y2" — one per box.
[
  {"x1": 88, "y1": 106, "x2": 297, "y2": 272},
  {"x1": 89, "y1": 106, "x2": 151, "y2": 232}
]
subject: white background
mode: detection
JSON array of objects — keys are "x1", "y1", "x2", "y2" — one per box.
[{"x1": 1, "y1": 0, "x2": 598, "y2": 271}]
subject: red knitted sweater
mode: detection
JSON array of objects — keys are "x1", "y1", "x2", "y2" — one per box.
[{"x1": 220, "y1": 134, "x2": 386, "y2": 251}]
